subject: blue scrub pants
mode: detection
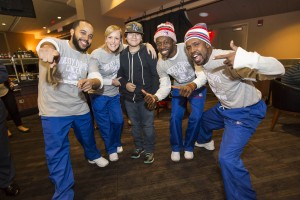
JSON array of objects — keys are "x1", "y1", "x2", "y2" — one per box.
[
  {"x1": 90, "y1": 94, "x2": 124, "y2": 154},
  {"x1": 170, "y1": 87, "x2": 206, "y2": 152},
  {"x1": 124, "y1": 100, "x2": 155, "y2": 153},
  {"x1": 41, "y1": 112, "x2": 101, "y2": 200},
  {"x1": 197, "y1": 100, "x2": 266, "y2": 200}
]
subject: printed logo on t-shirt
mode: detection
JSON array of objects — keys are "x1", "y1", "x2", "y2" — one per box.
[
  {"x1": 207, "y1": 72, "x2": 227, "y2": 101},
  {"x1": 166, "y1": 61, "x2": 194, "y2": 83},
  {"x1": 56, "y1": 56, "x2": 88, "y2": 81},
  {"x1": 102, "y1": 59, "x2": 120, "y2": 77}
]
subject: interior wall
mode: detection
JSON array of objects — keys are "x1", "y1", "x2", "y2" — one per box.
[
  {"x1": 210, "y1": 10, "x2": 300, "y2": 59},
  {"x1": 0, "y1": 33, "x2": 9, "y2": 53},
  {"x1": 83, "y1": 0, "x2": 124, "y2": 53},
  {"x1": 4, "y1": 32, "x2": 40, "y2": 55}
]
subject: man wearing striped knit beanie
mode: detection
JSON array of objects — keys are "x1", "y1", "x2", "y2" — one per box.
[
  {"x1": 184, "y1": 22, "x2": 285, "y2": 200},
  {"x1": 142, "y1": 21, "x2": 211, "y2": 162}
]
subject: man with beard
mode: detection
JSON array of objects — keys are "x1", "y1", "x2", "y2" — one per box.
[
  {"x1": 36, "y1": 19, "x2": 108, "y2": 200},
  {"x1": 184, "y1": 23, "x2": 285, "y2": 199},
  {"x1": 142, "y1": 22, "x2": 210, "y2": 162}
]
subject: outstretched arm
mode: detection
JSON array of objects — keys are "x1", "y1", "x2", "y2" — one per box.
[
  {"x1": 36, "y1": 41, "x2": 60, "y2": 68},
  {"x1": 214, "y1": 40, "x2": 285, "y2": 76}
]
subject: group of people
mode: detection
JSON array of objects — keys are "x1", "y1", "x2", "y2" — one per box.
[{"x1": 1, "y1": 18, "x2": 285, "y2": 200}]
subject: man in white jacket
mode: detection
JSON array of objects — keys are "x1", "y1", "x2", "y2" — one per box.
[{"x1": 184, "y1": 23, "x2": 285, "y2": 200}]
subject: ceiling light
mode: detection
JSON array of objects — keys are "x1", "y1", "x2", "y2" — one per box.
[
  {"x1": 57, "y1": 16, "x2": 61, "y2": 19},
  {"x1": 43, "y1": 27, "x2": 47, "y2": 29},
  {"x1": 2, "y1": 23, "x2": 6, "y2": 26},
  {"x1": 199, "y1": 12, "x2": 208, "y2": 17}
]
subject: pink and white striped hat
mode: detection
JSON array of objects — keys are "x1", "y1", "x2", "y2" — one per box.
[
  {"x1": 154, "y1": 22, "x2": 177, "y2": 43},
  {"x1": 184, "y1": 23, "x2": 211, "y2": 46}
]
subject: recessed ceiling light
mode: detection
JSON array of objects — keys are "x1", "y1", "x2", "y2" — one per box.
[
  {"x1": 43, "y1": 27, "x2": 47, "y2": 29},
  {"x1": 199, "y1": 12, "x2": 208, "y2": 17},
  {"x1": 57, "y1": 16, "x2": 61, "y2": 19},
  {"x1": 2, "y1": 23, "x2": 6, "y2": 26}
]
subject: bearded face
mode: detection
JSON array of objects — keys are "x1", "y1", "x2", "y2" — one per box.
[
  {"x1": 71, "y1": 32, "x2": 91, "y2": 53},
  {"x1": 185, "y1": 38, "x2": 211, "y2": 66},
  {"x1": 69, "y1": 21, "x2": 93, "y2": 53}
]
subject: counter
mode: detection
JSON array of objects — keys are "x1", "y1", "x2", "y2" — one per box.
[{"x1": 1, "y1": 58, "x2": 39, "y2": 116}]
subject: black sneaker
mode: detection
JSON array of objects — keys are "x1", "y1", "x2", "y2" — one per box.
[
  {"x1": 144, "y1": 153, "x2": 154, "y2": 164},
  {"x1": 3, "y1": 182, "x2": 20, "y2": 196},
  {"x1": 131, "y1": 148, "x2": 144, "y2": 159}
]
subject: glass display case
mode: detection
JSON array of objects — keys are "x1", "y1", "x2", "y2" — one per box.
[
  {"x1": 0, "y1": 57, "x2": 39, "y2": 82},
  {"x1": 0, "y1": 57, "x2": 39, "y2": 115}
]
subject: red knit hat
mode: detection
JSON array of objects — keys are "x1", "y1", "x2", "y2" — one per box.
[
  {"x1": 184, "y1": 23, "x2": 211, "y2": 46},
  {"x1": 154, "y1": 22, "x2": 177, "y2": 43}
]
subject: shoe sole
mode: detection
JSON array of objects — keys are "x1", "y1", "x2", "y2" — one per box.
[
  {"x1": 195, "y1": 142, "x2": 215, "y2": 151},
  {"x1": 109, "y1": 158, "x2": 119, "y2": 162},
  {"x1": 131, "y1": 150, "x2": 144, "y2": 159},
  {"x1": 88, "y1": 160, "x2": 109, "y2": 167},
  {"x1": 144, "y1": 158, "x2": 154, "y2": 164}
]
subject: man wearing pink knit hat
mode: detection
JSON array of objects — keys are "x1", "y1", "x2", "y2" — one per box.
[
  {"x1": 142, "y1": 22, "x2": 212, "y2": 162},
  {"x1": 184, "y1": 22, "x2": 285, "y2": 199}
]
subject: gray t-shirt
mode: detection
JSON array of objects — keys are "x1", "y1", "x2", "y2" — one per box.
[
  {"x1": 89, "y1": 48, "x2": 119, "y2": 97},
  {"x1": 205, "y1": 49, "x2": 270, "y2": 108},
  {"x1": 157, "y1": 43, "x2": 195, "y2": 86},
  {"x1": 38, "y1": 38, "x2": 99, "y2": 116}
]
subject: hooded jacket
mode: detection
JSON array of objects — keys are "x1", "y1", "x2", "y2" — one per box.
[{"x1": 118, "y1": 44, "x2": 159, "y2": 103}]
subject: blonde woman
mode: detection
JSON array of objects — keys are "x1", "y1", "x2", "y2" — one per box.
[{"x1": 89, "y1": 25, "x2": 156, "y2": 162}]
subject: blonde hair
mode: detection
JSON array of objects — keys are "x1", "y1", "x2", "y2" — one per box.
[{"x1": 102, "y1": 25, "x2": 124, "y2": 54}]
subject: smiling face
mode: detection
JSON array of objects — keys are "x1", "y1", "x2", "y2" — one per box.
[
  {"x1": 185, "y1": 38, "x2": 212, "y2": 65},
  {"x1": 155, "y1": 36, "x2": 177, "y2": 60},
  {"x1": 70, "y1": 21, "x2": 93, "y2": 53},
  {"x1": 105, "y1": 30, "x2": 122, "y2": 53},
  {"x1": 125, "y1": 32, "x2": 143, "y2": 47}
]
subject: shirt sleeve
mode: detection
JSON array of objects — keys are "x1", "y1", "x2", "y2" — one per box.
[
  {"x1": 234, "y1": 47, "x2": 285, "y2": 76},
  {"x1": 155, "y1": 76, "x2": 172, "y2": 101},
  {"x1": 88, "y1": 57, "x2": 103, "y2": 89},
  {"x1": 36, "y1": 38, "x2": 60, "y2": 52},
  {"x1": 192, "y1": 65, "x2": 207, "y2": 88}
]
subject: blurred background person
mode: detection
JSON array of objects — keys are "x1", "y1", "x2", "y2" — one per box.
[
  {"x1": 0, "y1": 73, "x2": 30, "y2": 137},
  {"x1": 0, "y1": 64, "x2": 20, "y2": 196}
]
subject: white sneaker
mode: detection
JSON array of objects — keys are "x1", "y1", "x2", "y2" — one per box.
[
  {"x1": 184, "y1": 151, "x2": 194, "y2": 160},
  {"x1": 88, "y1": 157, "x2": 109, "y2": 167},
  {"x1": 195, "y1": 140, "x2": 215, "y2": 150},
  {"x1": 171, "y1": 151, "x2": 180, "y2": 162},
  {"x1": 109, "y1": 153, "x2": 119, "y2": 162},
  {"x1": 117, "y1": 146, "x2": 123, "y2": 153}
]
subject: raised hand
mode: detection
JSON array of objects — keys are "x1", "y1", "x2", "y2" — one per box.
[
  {"x1": 214, "y1": 40, "x2": 238, "y2": 66},
  {"x1": 38, "y1": 45, "x2": 60, "y2": 68},
  {"x1": 146, "y1": 43, "x2": 157, "y2": 59},
  {"x1": 172, "y1": 82, "x2": 196, "y2": 97}
]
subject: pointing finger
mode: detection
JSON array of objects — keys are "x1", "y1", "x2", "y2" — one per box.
[
  {"x1": 214, "y1": 53, "x2": 230, "y2": 60},
  {"x1": 141, "y1": 89, "x2": 148, "y2": 95},
  {"x1": 230, "y1": 40, "x2": 238, "y2": 51}
]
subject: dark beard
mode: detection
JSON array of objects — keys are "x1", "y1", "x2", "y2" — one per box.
[{"x1": 72, "y1": 35, "x2": 90, "y2": 53}]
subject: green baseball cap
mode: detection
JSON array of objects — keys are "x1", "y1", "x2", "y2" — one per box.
[{"x1": 125, "y1": 21, "x2": 143, "y2": 34}]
